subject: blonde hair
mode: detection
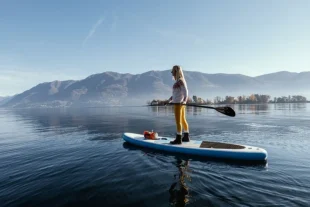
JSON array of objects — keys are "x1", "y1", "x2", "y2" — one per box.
[{"x1": 172, "y1": 65, "x2": 187, "y2": 85}]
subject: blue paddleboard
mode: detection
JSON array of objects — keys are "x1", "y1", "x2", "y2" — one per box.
[{"x1": 122, "y1": 133, "x2": 268, "y2": 161}]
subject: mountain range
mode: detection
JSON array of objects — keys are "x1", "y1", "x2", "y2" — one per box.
[
  {"x1": 0, "y1": 96, "x2": 13, "y2": 106},
  {"x1": 2, "y1": 70, "x2": 310, "y2": 108}
]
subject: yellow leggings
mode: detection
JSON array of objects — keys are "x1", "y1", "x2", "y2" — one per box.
[{"x1": 174, "y1": 105, "x2": 189, "y2": 135}]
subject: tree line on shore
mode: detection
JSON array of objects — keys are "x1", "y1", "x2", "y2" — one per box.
[{"x1": 147, "y1": 94, "x2": 308, "y2": 105}]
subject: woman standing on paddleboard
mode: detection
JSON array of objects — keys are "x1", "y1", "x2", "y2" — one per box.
[{"x1": 168, "y1": 65, "x2": 190, "y2": 144}]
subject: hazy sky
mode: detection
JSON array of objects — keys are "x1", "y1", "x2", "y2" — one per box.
[{"x1": 0, "y1": 0, "x2": 309, "y2": 96}]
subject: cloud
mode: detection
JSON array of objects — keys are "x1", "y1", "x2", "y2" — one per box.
[{"x1": 83, "y1": 16, "x2": 105, "y2": 45}]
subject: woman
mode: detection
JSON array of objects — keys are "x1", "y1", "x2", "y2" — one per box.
[{"x1": 168, "y1": 65, "x2": 190, "y2": 144}]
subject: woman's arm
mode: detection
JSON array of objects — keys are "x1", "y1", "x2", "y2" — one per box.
[{"x1": 180, "y1": 80, "x2": 188, "y2": 103}]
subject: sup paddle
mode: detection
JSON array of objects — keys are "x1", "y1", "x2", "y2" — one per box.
[{"x1": 167, "y1": 103, "x2": 236, "y2": 117}]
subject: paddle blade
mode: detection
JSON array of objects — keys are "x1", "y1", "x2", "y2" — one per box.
[{"x1": 215, "y1": 106, "x2": 236, "y2": 117}]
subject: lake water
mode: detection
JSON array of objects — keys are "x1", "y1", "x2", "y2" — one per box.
[{"x1": 0, "y1": 104, "x2": 310, "y2": 207}]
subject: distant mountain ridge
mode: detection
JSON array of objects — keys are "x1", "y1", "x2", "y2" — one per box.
[
  {"x1": 3, "y1": 70, "x2": 310, "y2": 108},
  {"x1": 0, "y1": 96, "x2": 13, "y2": 106}
]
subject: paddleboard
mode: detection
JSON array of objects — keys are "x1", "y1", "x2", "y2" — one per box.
[{"x1": 122, "y1": 133, "x2": 268, "y2": 161}]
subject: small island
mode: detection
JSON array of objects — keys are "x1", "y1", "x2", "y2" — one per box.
[{"x1": 147, "y1": 94, "x2": 309, "y2": 106}]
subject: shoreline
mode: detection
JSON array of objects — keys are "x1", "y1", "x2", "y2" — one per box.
[{"x1": 148, "y1": 101, "x2": 310, "y2": 106}]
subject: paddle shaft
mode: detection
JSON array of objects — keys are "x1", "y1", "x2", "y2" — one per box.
[
  {"x1": 185, "y1": 103, "x2": 216, "y2": 110},
  {"x1": 168, "y1": 103, "x2": 216, "y2": 109},
  {"x1": 167, "y1": 103, "x2": 236, "y2": 117}
]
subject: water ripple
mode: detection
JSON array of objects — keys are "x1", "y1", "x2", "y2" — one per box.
[{"x1": 0, "y1": 105, "x2": 310, "y2": 206}]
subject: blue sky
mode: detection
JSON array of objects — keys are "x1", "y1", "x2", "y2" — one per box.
[{"x1": 0, "y1": 0, "x2": 309, "y2": 96}]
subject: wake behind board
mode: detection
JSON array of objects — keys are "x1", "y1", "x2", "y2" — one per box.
[{"x1": 123, "y1": 133, "x2": 267, "y2": 161}]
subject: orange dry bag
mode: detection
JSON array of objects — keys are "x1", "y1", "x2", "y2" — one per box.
[{"x1": 143, "y1": 130, "x2": 158, "y2": 140}]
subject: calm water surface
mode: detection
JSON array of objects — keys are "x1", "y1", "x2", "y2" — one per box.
[{"x1": 0, "y1": 104, "x2": 310, "y2": 207}]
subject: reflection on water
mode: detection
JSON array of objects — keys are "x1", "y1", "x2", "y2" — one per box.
[
  {"x1": 169, "y1": 158, "x2": 191, "y2": 207},
  {"x1": 148, "y1": 106, "x2": 203, "y2": 116},
  {"x1": 122, "y1": 142, "x2": 268, "y2": 207},
  {"x1": 1, "y1": 103, "x2": 309, "y2": 206},
  {"x1": 237, "y1": 104, "x2": 269, "y2": 114},
  {"x1": 234, "y1": 103, "x2": 308, "y2": 115},
  {"x1": 273, "y1": 103, "x2": 308, "y2": 111},
  {"x1": 5, "y1": 108, "x2": 134, "y2": 136},
  {"x1": 122, "y1": 142, "x2": 192, "y2": 206}
]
